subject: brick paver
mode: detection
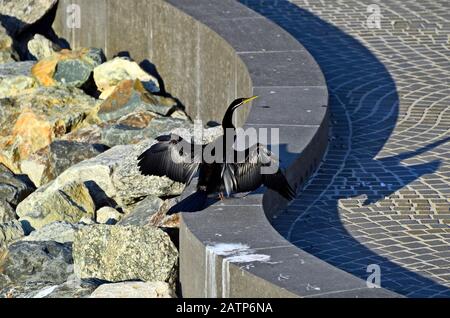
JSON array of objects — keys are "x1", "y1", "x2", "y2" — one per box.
[{"x1": 241, "y1": 0, "x2": 450, "y2": 297}]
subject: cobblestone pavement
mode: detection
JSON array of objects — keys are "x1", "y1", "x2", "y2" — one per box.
[{"x1": 241, "y1": 0, "x2": 450, "y2": 297}]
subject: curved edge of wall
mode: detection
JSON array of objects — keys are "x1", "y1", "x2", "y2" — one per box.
[{"x1": 54, "y1": 0, "x2": 400, "y2": 298}]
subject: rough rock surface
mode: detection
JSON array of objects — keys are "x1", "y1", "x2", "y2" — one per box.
[
  {"x1": 0, "y1": 98, "x2": 20, "y2": 143},
  {"x1": 0, "y1": 241, "x2": 73, "y2": 290},
  {"x1": 22, "y1": 140, "x2": 109, "y2": 187},
  {"x1": 60, "y1": 124, "x2": 105, "y2": 145},
  {"x1": 115, "y1": 110, "x2": 155, "y2": 128},
  {"x1": 0, "y1": 61, "x2": 35, "y2": 79},
  {"x1": 47, "y1": 141, "x2": 109, "y2": 181},
  {"x1": 0, "y1": 0, "x2": 58, "y2": 36},
  {"x1": 93, "y1": 57, "x2": 160, "y2": 99},
  {"x1": 0, "y1": 200, "x2": 16, "y2": 223},
  {"x1": 43, "y1": 140, "x2": 184, "y2": 211},
  {"x1": 0, "y1": 86, "x2": 99, "y2": 171},
  {"x1": 36, "y1": 277, "x2": 97, "y2": 298},
  {"x1": 172, "y1": 125, "x2": 224, "y2": 145},
  {"x1": 101, "y1": 117, "x2": 192, "y2": 147},
  {"x1": 0, "y1": 30, "x2": 189, "y2": 296},
  {"x1": 89, "y1": 281, "x2": 175, "y2": 298},
  {"x1": 0, "y1": 220, "x2": 25, "y2": 247},
  {"x1": 119, "y1": 195, "x2": 179, "y2": 228},
  {"x1": 96, "y1": 207, "x2": 122, "y2": 225},
  {"x1": 1, "y1": 275, "x2": 97, "y2": 298},
  {"x1": 97, "y1": 79, "x2": 175, "y2": 121},
  {"x1": 0, "y1": 25, "x2": 18, "y2": 63},
  {"x1": 0, "y1": 75, "x2": 37, "y2": 99},
  {"x1": 16, "y1": 181, "x2": 95, "y2": 231},
  {"x1": 0, "y1": 163, "x2": 35, "y2": 207},
  {"x1": 73, "y1": 225, "x2": 178, "y2": 284},
  {"x1": 53, "y1": 60, "x2": 91, "y2": 87},
  {"x1": 32, "y1": 48, "x2": 105, "y2": 87},
  {"x1": 119, "y1": 196, "x2": 165, "y2": 226},
  {"x1": 27, "y1": 34, "x2": 60, "y2": 60},
  {"x1": 62, "y1": 115, "x2": 192, "y2": 148},
  {"x1": 22, "y1": 221, "x2": 85, "y2": 244}
]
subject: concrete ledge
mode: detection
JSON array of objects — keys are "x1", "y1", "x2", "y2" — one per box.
[{"x1": 53, "y1": 0, "x2": 399, "y2": 297}]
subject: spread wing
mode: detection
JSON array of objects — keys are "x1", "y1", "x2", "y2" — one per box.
[
  {"x1": 224, "y1": 144, "x2": 296, "y2": 200},
  {"x1": 137, "y1": 134, "x2": 201, "y2": 184}
]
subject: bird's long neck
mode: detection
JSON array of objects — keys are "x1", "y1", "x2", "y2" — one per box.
[
  {"x1": 222, "y1": 106, "x2": 236, "y2": 131},
  {"x1": 222, "y1": 107, "x2": 237, "y2": 159}
]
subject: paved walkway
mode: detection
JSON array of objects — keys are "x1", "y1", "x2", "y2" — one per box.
[{"x1": 242, "y1": 0, "x2": 449, "y2": 297}]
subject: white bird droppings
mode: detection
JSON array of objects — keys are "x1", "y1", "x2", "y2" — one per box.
[{"x1": 205, "y1": 243, "x2": 272, "y2": 298}]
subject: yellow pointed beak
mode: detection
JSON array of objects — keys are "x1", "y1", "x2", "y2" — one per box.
[{"x1": 243, "y1": 95, "x2": 258, "y2": 104}]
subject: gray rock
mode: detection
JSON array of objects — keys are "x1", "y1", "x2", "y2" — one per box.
[
  {"x1": 47, "y1": 140, "x2": 185, "y2": 212},
  {"x1": 84, "y1": 48, "x2": 106, "y2": 66},
  {"x1": 43, "y1": 140, "x2": 109, "y2": 184},
  {"x1": 101, "y1": 117, "x2": 192, "y2": 147},
  {"x1": 53, "y1": 59, "x2": 93, "y2": 88},
  {"x1": 0, "y1": 75, "x2": 37, "y2": 99},
  {"x1": 0, "y1": 273, "x2": 11, "y2": 290},
  {"x1": 111, "y1": 140, "x2": 186, "y2": 208},
  {"x1": 45, "y1": 281, "x2": 96, "y2": 298},
  {"x1": 0, "y1": 25, "x2": 13, "y2": 50},
  {"x1": 171, "y1": 125, "x2": 224, "y2": 145},
  {"x1": 79, "y1": 217, "x2": 97, "y2": 225},
  {"x1": 22, "y1": 221, "x2": 85, "y2": 244},
  {"x1": 97, "y1": 79, "x2": 174, "y2": 121},
  {"x1": 96, "y1": 207, "x2": 122, "y2": 225},
  {"x1": 73, "y1": 225, "x2": 178, "y2": 284},
  {"x1": 119, "y1": 195, "x2": 165, "y2": 226},
  {"x1": 62, "y1": 114, "x2": 192, "y2": 149},
  {"x1": 93, "y1": 58, "x2": 160, "y2": 99},
  {"x1": 1, "y1": 241, "x2": 73, "y2": 285},
  {"x1": 0, "y1": 61, "x2": 35, "y2": 79},
  {"x1": 27, "y1": 34, "x2": 60, "y2": 60},
  {"x1": 30, "y1": 47, "x2": 104, "y2": 89},
  {"x1": 0, "y1": 0, "x2": 58, "y2": 36},
  {"x1": 0, "y1": 200, "x2": 16, "y2": 223},
  {"x1": 89, "y1": 281, "x2": 175, "y2": 298},
  {"x1": 115, "y1": 110, "x2": 157, "y2": 129},
  {"x1": 13, "y1": 275, "x2": 97, "y2": 298},
  {"x1": 0, "y1": 281, "x2": 49, "y2": 298},
  {"x1": 38, "y1": 278, "x2": 96, "y2": 298},
  {"x1": 52, "y1": 48, "x2": 105, "y2": 88},
  {"x1": 21, "y1": 140, "x2": 109, "y2": 188},
  {"x1": 61, "y1": 123, "x2": 104, "y2": 145},
  {"x1": 0, "y1": 25, "x2": 18, "y2": 63},
  {"x1": 0, "y1": 275, "x2": 95, "y2": 298},
  {"x1": 0, "y1": 100, "x2": 20, "y2": 162},
  {"x1": 1, "y1": 85, "x2": 101, "y2": 173},
  {"x1": 0, "y1": 50, "x2": 17, "y2": 64},
  {"x1": 122, "y1": 196, "x2": 180, "y2": 229},
  {"x1": 0, "y1": 163, "x2": 35, "y2": 207},
  {"x1": 16, "y1": 180, "x2": 96, "y2": 231},
  {"x1": 0, "y1": 220, "x2": 25, "y2": 247}
]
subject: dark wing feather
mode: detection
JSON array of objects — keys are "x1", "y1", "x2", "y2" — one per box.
[
  {"x1": 263, "y1": 170, "x2": 296, "y2": 200},
  {"x1": 137, "y1": 134, "x2": 200, "y2": 184},
  {"x1": 228, "y1": 144, "x2": 296, "y2": 200}
]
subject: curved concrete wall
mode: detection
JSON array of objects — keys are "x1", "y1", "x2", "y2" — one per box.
[
  {"x1": 53, "y1": 0, "x2": 252, "y2": 127},
  {"x1": 54, "y1": 0, "x2": 398, "y2": 298}
]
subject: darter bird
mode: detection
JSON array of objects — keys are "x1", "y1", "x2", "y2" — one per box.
[{"x1": 137, "y1": 96, "x2": 296, "y2": 210}]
